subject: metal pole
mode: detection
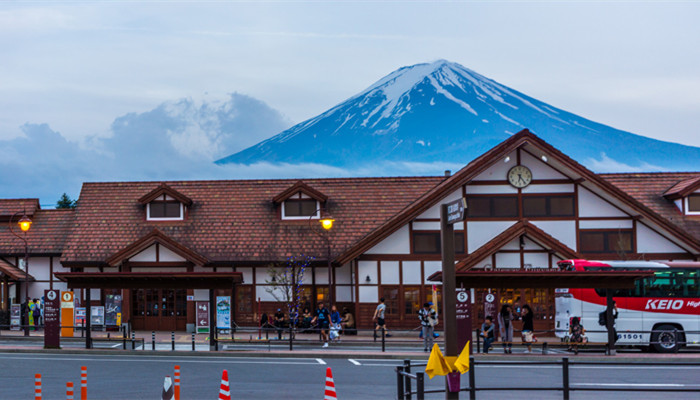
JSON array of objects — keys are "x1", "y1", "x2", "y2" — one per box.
[
  {"x1": 381, "y1": 326, "x2": 386, "y2": 352},
  {"x1": 404, "y1": 359, "x2": 411, "y2": 400},
  {"x1": 289, "y1": 324, "x2": 293, "y2": 351},
  {"x1": 131, "y1": 331, "x2": 136, "y2": 350},
  {"x1": 23, "y1": 235, "x2": 29, "y2": 337},
  {"x1": 440, "y1": 204, "x2": 458, "y2": 400},
  {"x1": 468, "y1": 357, "x2": 476, "y2": 400},
  {"x1": 152, "y1": 331, "x2": 156, "y2": 350},
  {"x1": 85, "y1": 289, "x2": 92, "y2": 349},
  {"x1": 192, "y1": 333, "x2": 195, "y2": 351},
  {"x1": 208, "y1": 289, "x2": 216, "y2": 351},
  {"x1": 475, "y1": 328, "x2": 480, "y2": 354},
  {"x1": 171, "y1": 331, "x2": 175, "y2": 351},
  {"x1": 416, "y1": 372, "x2": 425, "y2": 400},
  {"x1": 327, "y1": 238, "x2": 333, "y2": 306},
  {"x1": 562, "y1": 357, "x2": 570, "y2": 400},
  {"x1": 396, "y1": 366, "x2": 405, "y2": 400},
  {"x1": 123, "y1": 329, "x2": 126, "y2": 350}
]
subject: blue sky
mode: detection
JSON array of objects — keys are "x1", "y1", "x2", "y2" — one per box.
[{"x1": 1, "y1": 1, "x2": 699, "y2": 204}]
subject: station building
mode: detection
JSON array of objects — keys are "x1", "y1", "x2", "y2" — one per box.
[{"x1": 1, "y1": 130, "x2": 699, "y2": 332}]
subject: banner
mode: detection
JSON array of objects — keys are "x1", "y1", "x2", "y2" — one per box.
[
  {"x1": 74, "y1": 308, "x2": 86, "y2": 329},
  {"x1": 105, "y1": 294, "x2": 122, "y2": 326},
  {"x1": 91, "y1": 306, "x2": 105, "y2": 326},
  {"x1": 216, "y1": 296, "x2": 231, "y2": 330}
]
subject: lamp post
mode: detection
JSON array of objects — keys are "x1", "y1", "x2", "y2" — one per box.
[
  {"x1": 9, "y1": 211, "x2": 32, "y2": 337},
  {"x1": 309, "y1": 209, "x2": 335, "y2": 306}
]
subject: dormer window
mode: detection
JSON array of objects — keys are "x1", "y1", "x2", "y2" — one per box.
[
  {"x1": 686, "y1": 194, "x2": 700, "y2": 215},
  {"x1": 282, "y1": 193, "x2": 319, "y2": 219},
  {"x1": 147, "y1": 195, "x2": 184, "y2": 221}
]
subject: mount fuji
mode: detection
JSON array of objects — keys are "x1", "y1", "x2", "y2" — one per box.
[{"x1": 216, "y1": 60, "x2": 700, "y2": 171}]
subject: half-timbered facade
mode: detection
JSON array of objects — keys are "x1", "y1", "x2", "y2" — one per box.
[{"x1": 1, "y1": 130, "x2": 699, "y2": 332}]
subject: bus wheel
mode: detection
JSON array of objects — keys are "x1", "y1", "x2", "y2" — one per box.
[{"x1": 651, "y1": 325, "x2": 682, "y2": 353}]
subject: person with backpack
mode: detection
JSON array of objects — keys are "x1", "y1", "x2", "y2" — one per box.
[{"x1": 418, "y1": 302, "x2": 437, "y2": 352}]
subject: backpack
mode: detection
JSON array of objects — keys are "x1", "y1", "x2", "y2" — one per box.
[{"x1": 598, "y1": 311, "x2": 606, "y2": 326}]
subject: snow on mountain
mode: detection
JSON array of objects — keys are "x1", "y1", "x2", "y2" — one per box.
[{"x1": 216, "y1": 60, "x2": 700, "y2": 172}]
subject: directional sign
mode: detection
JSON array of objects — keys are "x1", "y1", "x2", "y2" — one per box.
[
  {"x1": 44, "y1": 290, "x2": 61, "y2": 349},
  {"x1": 196, "y1": 301, "x2": 209, "y2": 333},
  {"x1": 445, "y1": 197, "x2": 467, "y2": 225},
  {"x1": 455, "y1": 288, "x2": 472, "y2": 354}
]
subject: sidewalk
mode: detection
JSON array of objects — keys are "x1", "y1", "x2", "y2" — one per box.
[{"x1": 1, "y1": 328, "x2": 699, "y2": 361}]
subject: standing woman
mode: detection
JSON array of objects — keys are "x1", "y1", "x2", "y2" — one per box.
[
  {"x1": 498, "y1": 304, "x2": 514, "y2": 354},
  {"x1": 521, "y1": 304, "x2": 534, "y2": 353}
]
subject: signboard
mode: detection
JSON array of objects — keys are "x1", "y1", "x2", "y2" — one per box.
[
  {"x1": 482, "y1": 291, "x2": 499, "y2": 320},
  {"x1": 187, "y1": 295, "x2": 194, "y2": 301},
  {"x1": 216, "y1": 296, "x2": 231, "y2": 330},
  {"x1": 445, "y1": 197, "x2": 467, "y2": 225},
  {"x1": 74, "y1": 308, "x2": 86, "y2": 329},
  {"x1": 105, "y1": 294, "x2": 122, "y2": 326},
  {"x1": 196, "y1": 301, "x2": 210, "y2": 333},
  {"x1": 91, "y1": 306, "x2": 105, "y2": 326},
  {"x1": 10, "y1": 304, "x2": 21, "y2": 330},
  {"x1": 60, "y1": 291, "x2": 74, "y2": 337},
  {"x1": 455, "y1": 287, "x2": 473, "y2": 354},
  {"x1": 43, "y1": 290, "x2": 61, "y2": 349}
]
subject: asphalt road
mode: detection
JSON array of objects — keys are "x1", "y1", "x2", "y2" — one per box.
[{"x1": 1, "y1": 352, "x2": 699, "y2": 399}]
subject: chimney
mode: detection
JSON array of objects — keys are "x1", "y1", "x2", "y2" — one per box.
[{"x1": 444, "y1": 170, "x2": 451, "y2": 177}]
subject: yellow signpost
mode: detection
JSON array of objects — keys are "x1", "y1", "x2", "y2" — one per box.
[{"x1": 60, "y1": 291, "x2": 74, "y2": 337}]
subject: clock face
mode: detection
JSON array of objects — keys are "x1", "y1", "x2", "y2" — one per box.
[{"x1": 507, "y1": 165, "x2": 532, "y2": 188}]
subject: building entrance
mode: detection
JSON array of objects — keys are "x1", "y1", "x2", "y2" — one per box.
[{"x1": 131, "y1": 289, "x2": 187, "y2": 331}]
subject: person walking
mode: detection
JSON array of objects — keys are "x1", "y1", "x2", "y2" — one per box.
[
  {"x1": 330, "y1": 305, "x2": 342, "y2": 342},
  {"x1": 373, "y1": 298, "x2": 391, "y2": 337},
  {"x1": 418, "y1": 302, "x2": 437, "y2": 351},
  {"x1": 311, "y1": 302, "x2": 331, "y2": 348},
  {"x1": 497, "y1": 304, "x2": 514, "y2": 354},
  {"x1": 568, "y1": 316, "x2": 586, "y2": 355},
  {"x1": 521, "y1": 304, "x2": 534, "y2": 353},
  {"x1": 480, "y1": 316, "x2": 495, "y2": 354},
  {"x1": 32, "y1": 299, "x2": 42, "y2": 330},
  {"x1": 273, "y1": 309, "x2": 285, "y2": 340}
]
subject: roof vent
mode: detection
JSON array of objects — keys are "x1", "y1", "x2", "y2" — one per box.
[{"x1": 444, "y1": 170, "x2": 451, "y2": 177}]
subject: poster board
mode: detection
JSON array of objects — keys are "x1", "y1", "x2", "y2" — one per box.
[
  {"x1": 10, "y1": 304, "x2": 21, "y2": 330},
  {"x1": 60, "y1": 291, "x2": 74, "y2": 337},
  {"x1": 90, "y1": 306, "x2": 105, "y2": 327},
  {"x1": 216, "y1": 296, "x2": 231, "y2": 331}
]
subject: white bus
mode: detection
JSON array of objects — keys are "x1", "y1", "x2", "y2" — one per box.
[{"x1": 555, "y1": 259, "x2": 700, "y2": 353}]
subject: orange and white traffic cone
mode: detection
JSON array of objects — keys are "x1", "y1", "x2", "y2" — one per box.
[
  {"x1": 324, "y1": 367, "x2": 337, "y2": 400},
  {"x1": 218, "y1": 370, "x2": 230, "y2": 400},
  {"x1": 66, "y1": 382, "x2": 74, "y2": 400}
]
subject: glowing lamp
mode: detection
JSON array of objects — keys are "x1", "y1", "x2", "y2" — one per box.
[
  {"x1": 320, "y1": 218, "x2": 334, "y2": 230},
  {"x1": 18, "y1": 215, "x2": 32, "y2": 232}
]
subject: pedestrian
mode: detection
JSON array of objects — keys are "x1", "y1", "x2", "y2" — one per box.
[
  {"x1": 330, "y1": 305, "x2": 342, "y2": 342},
  {"x1": 497, "y1": 304, "x2": 514, "y2": 353},
  {"x1": 373, "y1": 297, "x2": 392, "y2": 337},
  {"x1": 521, "y1": 304, "x2": 534, "y2": 353},
  {"x1": 28, "y1": 299, "x2": 36, "y2": 330},
  {"x1": 311, "y1": 302, "x2": 331, "y2": 348},
  {"x1": 568, "y1": 316, "x2": 585, "y2": 354},
  {"x1": 418, "y1": 302, "x2": 437, "y2": 351},
  {"x1": 273, "y1": 309, "x2": 285, "y2": 340},
  {"x1": 340, "y1": 307, "x2": 355, "y2": 333},
  {"x1": 33, "y1": 299, "x2": 42, "y2": 330},
  {"x1": 480, "y1": 316, "x2": 495, "y2": 354}
]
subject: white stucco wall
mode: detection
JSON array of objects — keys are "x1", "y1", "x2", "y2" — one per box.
[
  {"x1": 530, "y1": 221, "x2": 577, "y2": 250},
  {"x1": 522, "y1": 183, "x2": 574, "y2": 194},
  {"x1": 416, "y1": 188, "x2": 465, "y2": 219},
  {"x1": 380, "y1": 261, "x2": 400, "y2": 284},
  {"x1": 520, "y1": 151, "x2": 569, "y2": 180},
  {"x1": 402, "y1": 261, "x2": 422, "y2": 284},
  {"x1": 365, "y1": 225, "x2": 410, "y2": 254},
  {"x1": 467, "y1": 221, "x2": 517, "y2": 252},
  {"x1": 579, "y1": 219, "x2": 633, "y2": 229},
  {"x1": 578, "y1": 187, "x2": 628, "y2": 218},
  {"x1": 473, "y1": 150, "x2": 517, "y2": 181},
  {"x1": 495, "y1": 252, "x2": 521, "y2": 268},
  {"x1": 636, "y1": 224, "x2": 687, "y2": 253},
  {"x1": 523, "y1": 252, "x2": 550, "y2": 268},
  {"x1": 358, "y1": 286, "x2": 378, "y2": 303},
  {"x1": 336, "y1": 263, "x2": 352, "y2": 284},
  {"x1": 358, "y1": 261, "x2": 378, "y2": 284}
]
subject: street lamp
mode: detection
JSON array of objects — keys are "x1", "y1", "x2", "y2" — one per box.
[
  {"x1": 9, "y1": 211, "x2": 32, "y2": 337},
  {"x1": 310, "y1": 209, "x2": 334, "y2": 306}
]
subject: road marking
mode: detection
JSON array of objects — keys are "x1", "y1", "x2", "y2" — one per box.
[
  {"x1": 575, "y1": 383, "x2": 687, "y2": 387},
  {"x1": 348, "y1": 359, "x2": 361, "y2": 366},
  {"x1": 316, "y1": 358, "x2": 326, "y2": 365},
  {"x1": 0, "y1": 355, "x2": 321, "y2": 365},
  {"x1": 110, "y1": 344, "x2": 122, "y2": 348}
]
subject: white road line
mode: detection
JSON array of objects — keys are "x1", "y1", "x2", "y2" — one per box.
[
  {"x1": 348, "y1": 359, "x2": 361, "y2": 366},
  {"x1": 0, "y1": 355, "x2": 320, "y2": 365},
  {"x1": 110, "y1": 344, "x2": 122, "y2": 348},
  {"x1": 316, "y1": 358, "x2": 327, "y2": 365},
  {"x1": 575, "y1": 383, "x2": 687, "y2": 387}
]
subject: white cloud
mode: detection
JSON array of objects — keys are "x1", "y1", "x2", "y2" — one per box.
[{"x1": 586, "y1": 153, "x2": 669, "y2": 173}]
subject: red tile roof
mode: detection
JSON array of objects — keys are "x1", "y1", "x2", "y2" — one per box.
[
  {"x1": 60, "y1": 177, "x2": 444, "y2": 265},
  {"x1": 662, "y1": 175, "x2": 700, "y2": 199},
  {"x1": 0, "y1": 199, "x2": 40, "y2": 218},
  {"x1": 601, "y1": 172, "x2": 700, "y2": 241},
  {"x1": 0, "y1": 208, "x2": 74, "y2": 255}
]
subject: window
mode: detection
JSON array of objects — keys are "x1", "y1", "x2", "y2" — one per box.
[
  {"x1": 382, "y1": 287, "x2": 399, "y2": 315},
  {"x1": 597, "y1": 269, "x2": 700, "y2": 298},
  {"x1": 579, "y1": 230, "x2": 633, "y2": 254},
  {"x1": 523, "y1": 195, "x2": 574, "y2": 217},
  {"x1": 687, "y1": 194, "x2": 700, "y2": 214},
  {"x1": 283, "y1": 199, "x2": 319, "y2": 218},
  {"x1": 412, "y1": 232, "x2": 465, "y2": 254},
  {"x1": 404, "y1": 286, "x2": 421, "y2": 316},
  {"x1": 147, "y1": 195, "x2": 183, "y2": 220},
  {"x1": 466, "y1": 196, "x2": 518, "y2": 218}
]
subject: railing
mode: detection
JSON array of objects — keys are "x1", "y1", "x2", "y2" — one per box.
[{"x1": 396, "y1": 358, "x2": 700, "y2": 399}]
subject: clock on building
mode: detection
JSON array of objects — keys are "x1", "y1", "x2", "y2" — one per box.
[{"x1": 507, "y1": 165, "x2": 532, "y2": 188}]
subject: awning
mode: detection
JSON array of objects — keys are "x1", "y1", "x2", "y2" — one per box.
[
  {"x1": 0, "y1": 259, "x2": 35, "y2": 281},
  {"x1": 428, "y1": 269, "x2": 654, "y2": 289},
  {"x1": 54, "y1": 272, "x2": 243, "y2": 289}
]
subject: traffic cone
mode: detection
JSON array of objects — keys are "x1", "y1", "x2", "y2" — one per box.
[
  {"x1": 218, "y1": 370, "x2": 230, "y2": 400},
  {"x1": 161, "y1": 376, "x2": 174, "y2": 400},
  {"x1": 324, "y1": 367, "x2": 337, "y2": 400}
]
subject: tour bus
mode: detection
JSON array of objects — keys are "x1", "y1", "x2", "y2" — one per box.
[{"x1": 555, "y1": 259, "x2": 700, "y2": 352}]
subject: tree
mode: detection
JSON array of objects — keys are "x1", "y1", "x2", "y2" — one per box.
[
  {"x1": 265, "y1": 255, "x2": 314, "y2": 330},
  {"x1": 56, "y1": 193, "x2": 76, "y2": 209}
]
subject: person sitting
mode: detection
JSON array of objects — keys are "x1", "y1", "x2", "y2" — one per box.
[
  {"x1": 273, "y1": 309, "x2": 286, "y2": 340},
  {"x1": 340, "y1": 308, "x2": 355, "y2": 334},
  {"x1": 568, "y1": 316, "x2": 585, "y2": 355},
  {"x1": 480, "y1": 316, "x2": 496, "y2": 354},
  {"x1": 301, "y1": 307, "x2": 313, "y2": 330}
]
